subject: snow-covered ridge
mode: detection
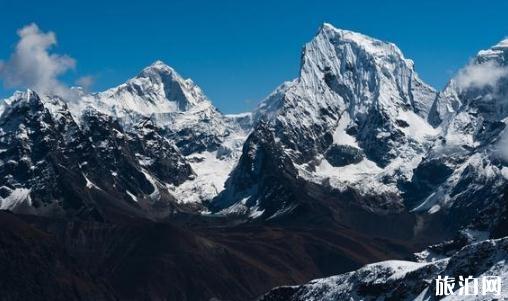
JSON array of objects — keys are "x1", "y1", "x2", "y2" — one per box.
[
  {"x1": 68, "y1": 60, "x2": 215, "y2": 127},
  {"x1": 416, "y1": 37, "x2": 508, "y2": 224},
  {"x1": 301, "y1": 22, "x2": 436, "y2": 119},
  {"x1": 0, "y1": 60, "x2": 252, "y2": 215},
  {"x1": 319, "y1": 23, "x2": 414, "y2": 66},
  {"x1": 77, "y1": 61, "x2": 252, "y2": 205},
  {"x1": 214, "y1": 22, "x2": 440, "y2": 217},
  {"x1": 212, "y1": 25, "x2": 508, "y2": 242},
  {"x1": 260, "y1": 237, "x2": 508, "y2": 301},
  {"x1": 1, "y1": 23, "x2": 508, "y2": 234}
]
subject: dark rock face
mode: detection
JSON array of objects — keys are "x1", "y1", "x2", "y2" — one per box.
[
  {"x1": 170, "y1": 127, "x2": 223, "y2": 156},
  {"x1": 491, "y1": 187, "x2": 508, "y2": 239},
  {"x1": 395, "y1": 119, "x2": 410, "y2": 128},
  {"x1": 0, "y1": 93, "x2": 100, "y2": 217},
  {"x1": 0, "y1": 92, "x2": 194, "y2": 221},
  {"x1": 355, "y1": 109, "x2": 406, "y2": 168},
  {"x1": 128, "y1": 119, "x2": 193, "y2": 186},
  {"x1": 325, "y1": 144, "x2": 364, "y2": 167},
  {"x1": 401, "y1": 157, "x2": 455, "y2": 208},
  {"x1": 212, "y1": 122, "x2": 300, "y2": 218}
]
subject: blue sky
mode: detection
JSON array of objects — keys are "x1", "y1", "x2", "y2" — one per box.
[{"x1": 1, "y1": 0, "x2": 507, "y2": 113}]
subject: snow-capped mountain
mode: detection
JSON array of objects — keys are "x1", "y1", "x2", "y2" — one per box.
[
  {"x1": 2, "y1": 23, "x2": 506, "y2": 238},
  {"x1": 406, "y1": 38, "x2": 508, "y2": 235},
  {"x1": 1, "y1": 21, "x2": 508, "y2": 301},
  {"x1": 0, "y1": 61, "x2": 251, "y2": 219},
  {"x1": 76, "y1": 61, "x2": 230, "y2": 152},
  {"x1": 212, "y1": 23, "x2": 440, "y2": 219},
  {"x1": 0, "y1": 89, "x2": 196, "y2": 219},
  {"x1": 220, "y1": 26, "x2": 508, "y2": 301},
  {"x1": 261, "y1": 198, "x2": 508, "y2": 300},
  {"x1": 85, "y1": 61, "x2": 250, "y2": 204},
  {"x1": 260, "y1": 236, "x2": 508, "y2": 301},
  {"x1": 76, "y1": 61, "x2": 252, "y2": 205},
  {"x1": 211, "y1": 24, "x2": 508, "y2": 250}
]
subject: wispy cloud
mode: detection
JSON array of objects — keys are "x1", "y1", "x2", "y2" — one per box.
[
  {"x1": 455, "y1": 60, "x2": 508, "y2": 90},
  {"x1": 0, "y1": 23, "x2": 80, "y2": 97},
  {"x1": 75, "y1": 75, "x2": 94, "y2": 91},
  {"x1": 495, "y1": 127, "x2": 508, "y2": 162}
]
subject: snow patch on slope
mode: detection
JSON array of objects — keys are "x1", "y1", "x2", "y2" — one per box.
[
  {"x1": 170, "y1": 129, "x2": 248, "y2": 204},
  {"x1": 0, "y1": 188, "x2": 31, "y2": 210}
]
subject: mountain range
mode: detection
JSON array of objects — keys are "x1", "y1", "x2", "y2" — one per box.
[{"x1": 1, "y1": 23, "x2": 507, "y2": 300}]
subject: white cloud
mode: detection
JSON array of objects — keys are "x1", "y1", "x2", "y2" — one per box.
[
  {"x1": 0, "y1": 23, "x2": 76, "y2": 97},
  {"x1": 455, "y1": 60, "x2": 508, "y2": 90},
  {"x1": 495, "y1": 126, "x2": 508, "y2": 162},
  {"x1": 75, "y1": 75, "x2": 94, "y2": 91}
]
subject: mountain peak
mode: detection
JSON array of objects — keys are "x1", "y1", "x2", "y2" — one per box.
[
  {"x1": 492, "y1": 38, "x2": 508, "y2": 50},
  {"x1": 90, "y1": 60, "x2": 212, "y2": 116},
  {"x1": 299, "y1": 23, "x2": 434, "y2": 116},
  {"x1": 318, "y1": 22, "x2": 343, "y2": 34},
  {"x1": 314, "y1": 23, "x2": 406, "y2": 62},
  {"x1": 142, "y1": 60, "x2": 176, "y2": 74},
  {"x1": 318, "y1": 23, "x2": 368, "y2": 39},
  {"x1": 138, "y1": 60, "x2": 179, "y2": 80},
  {"x1": 0, "y1": 88, "x2": 59, "y2": 121},
  {"x1": 2, "y1": 89, "x2": 40, "y2": 107},
  {"x1": 318, "y1": 23, "x2": 362, "y2": 37},
  {"x1": 476, "y1": 37, "x2": 508, "y2": 60},
  {"x1": 150, "y1": 59, "x2": 170, "y2": 67}
]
